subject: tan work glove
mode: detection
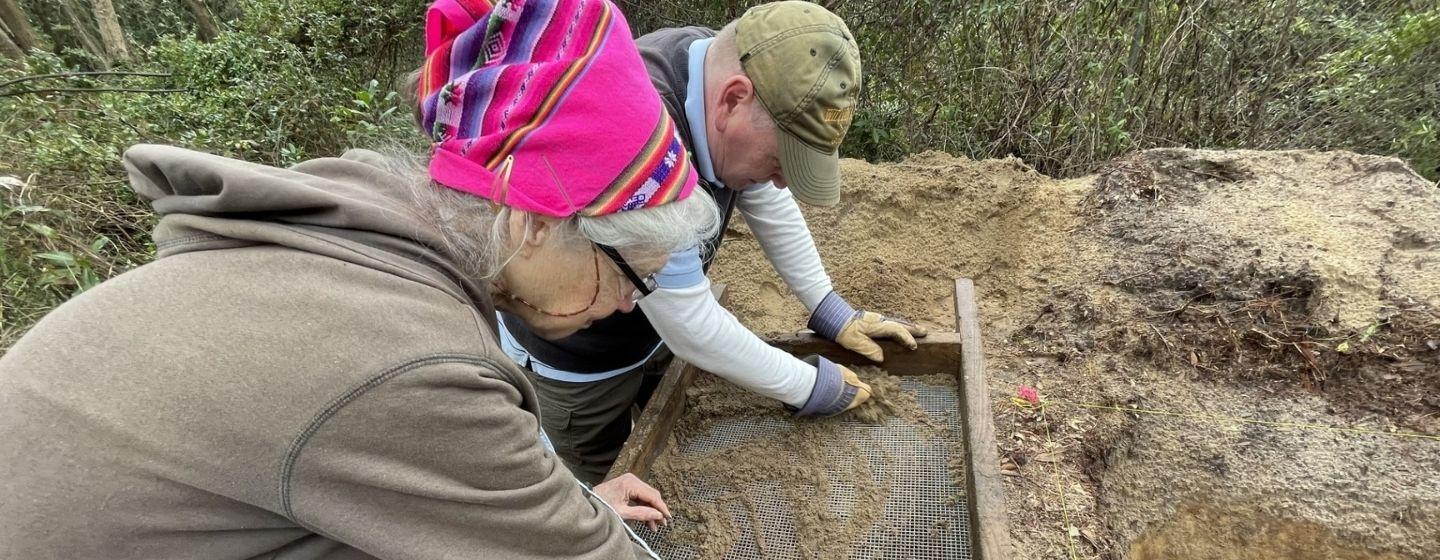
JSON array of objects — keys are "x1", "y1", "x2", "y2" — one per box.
[
  {"x1": 793, "y1": 356, "x2": 873, "y2": 417},
  {"x1": 838, "y1": 364, "x2": 873, "y2": 412},
  {"x1": 809, "y1": 292, "x2": 929, "y2": 362}
]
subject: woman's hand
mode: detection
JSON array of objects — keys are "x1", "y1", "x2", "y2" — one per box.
[{"x1": 593, "y1": 473, "x2": 671, "y2": 530}]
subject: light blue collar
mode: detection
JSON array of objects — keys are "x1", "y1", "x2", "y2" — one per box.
[{"x1": 684, "y1": 38, "x2": 721, "y2": 185}]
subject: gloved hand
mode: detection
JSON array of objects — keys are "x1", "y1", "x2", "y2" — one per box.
[
  {"x1": 808, "y1": 292, "x2": 929, "y2": 362},
  {"x1": 793, "y1": 356, "x2": 873, "y2": 417},
  {"x1": 836, "y1": 364, "x2": 873, "y2": 412}
]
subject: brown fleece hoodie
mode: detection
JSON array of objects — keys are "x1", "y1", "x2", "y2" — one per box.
[{"x1": 0, "y1": 145, "x2": 646, "y2": 559}]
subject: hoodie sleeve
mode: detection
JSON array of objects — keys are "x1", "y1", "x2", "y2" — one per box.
[{"x1": 281, "y1": 357, "x2": 647, "y2": 560}]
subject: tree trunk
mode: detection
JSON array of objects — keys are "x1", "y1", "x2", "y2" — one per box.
[
  {"x1": 0, "y1": 0, "x2": 37, "y2": 52},
  {"x1": 210, "y1": 0, "x2": 242, "y2": 22},
  {"x1": 0, "y1": 19, "x2": 25, "y2": 59},
  {"x1": 90, "y1": 0, "x2": 128, "y2": 62},
  {"x1": 180, "y1": 0, "x2": 219, "y2": 42},
  {"x1": 59, "y1": 0, "x2": 109, "y2": 68}
]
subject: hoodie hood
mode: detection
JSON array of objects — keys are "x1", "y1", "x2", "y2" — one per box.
[{"x1": 123, "y1": 144, "x2": 491, "y2": 311}]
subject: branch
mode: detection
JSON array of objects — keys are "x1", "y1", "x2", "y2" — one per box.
[
  {"x1": 0, "y1": 87, "x2": 187, "y2": 97},
  {"x1": 0, "y1": 71, "x2": 172, "y2": 90}
]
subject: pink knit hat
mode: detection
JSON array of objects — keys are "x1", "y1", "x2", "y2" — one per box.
[{"x1": 418, "y1": 0, "x2": 698, "y2": 217}]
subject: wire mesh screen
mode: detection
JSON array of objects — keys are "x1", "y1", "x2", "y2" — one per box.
[{"x1": 632, "y1": 378, "x2": 973, "y2": 559}]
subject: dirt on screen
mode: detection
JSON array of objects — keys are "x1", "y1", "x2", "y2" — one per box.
[
  {"x1": 646, "y1": 368, "x2": 960, "y2": 560},
  {"x1": 707, "y1": 149, "x2": 1440, "y2": 559}
]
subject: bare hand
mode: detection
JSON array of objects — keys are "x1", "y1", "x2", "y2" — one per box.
[{"x1": 593, "y1": 473, "x2": 671, "y2": 531}]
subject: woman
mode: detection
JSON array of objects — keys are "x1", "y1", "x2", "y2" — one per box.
[{"x1": 0, "y1": 0, "x2": 716, "y2": 558}]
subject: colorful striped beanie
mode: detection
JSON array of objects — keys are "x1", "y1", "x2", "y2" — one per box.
[{"x1": 418, "y1": 0, "x2": 698, "y2": 217}]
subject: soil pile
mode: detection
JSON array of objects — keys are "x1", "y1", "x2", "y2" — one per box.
[
  {"x1": 1091, "y1": 149, "x2": 1439, "y2": 331},
  {"x1": 1084, "y1": 149, "x2": 1440, "y2": 428},
  {"x1": 714, "y1": 151, "x2": 1106, "y2": 338},
  {"x1": 708, "y1": 149, "x2": 1440, "y2": 559}
]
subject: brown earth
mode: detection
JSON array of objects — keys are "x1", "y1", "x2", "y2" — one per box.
[
  {"x1": 647, "y1": 367, "x2": 953, "y2": 560},
  {"x1": 709, "y1": 149, "x2": 1440, "y2": 559}
]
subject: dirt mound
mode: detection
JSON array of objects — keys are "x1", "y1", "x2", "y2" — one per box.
[
  {"x1": 1085, "y1": 366, "x2": 1440, "y2": 559},
  {"x1": 709, "y1": 148, "x2": 1440, "y2": 559},
  {"x1": 1091, "y1": 149, "x2": 1439, "y2": 330},
  {"x1": 714, "y1": 151, "x2": 1105, "y2": 339},
  {"x1": 1084, "y1": 149, "x2": 1440, "y2": 431}
]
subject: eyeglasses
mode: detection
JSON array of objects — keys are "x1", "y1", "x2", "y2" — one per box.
[
  {"x1": 596, "y1": 244, "x2": 657, "y2": 305},
  {"x1": 500, "y1": 244, "x2": 657, "y2": 317}
]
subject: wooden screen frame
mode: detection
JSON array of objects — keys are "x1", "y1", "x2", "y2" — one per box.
[{"x1": 605, "y1": 279, "x2": 1011, "y2": 559}]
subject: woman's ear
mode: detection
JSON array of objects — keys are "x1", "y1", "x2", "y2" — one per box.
[
  {"x1": 508, "y1": 210, "x2": 551, "y2": 258},
  {"x1": 713, "y1": 75, "x2": 755, "y2": 134}
]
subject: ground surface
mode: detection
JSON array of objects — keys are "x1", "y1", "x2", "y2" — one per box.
[{"x1": 709, "y1": 149, "x2": 1440, "y2": 559}]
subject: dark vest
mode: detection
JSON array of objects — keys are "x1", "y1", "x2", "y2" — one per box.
[{"x1": 499, "y1": 26, "x2": 738, "y2": 373}]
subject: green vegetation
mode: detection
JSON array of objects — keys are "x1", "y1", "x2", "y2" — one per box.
[
  {"x1": 1, "y1": 0, "x2": 421, "y2": 346},
  {"x1": 620, "y1": 0, "x2": 1438, "y2": 178},
  {"x1": 1, "y1": 0, "x2": 1437, "y2": 346}
]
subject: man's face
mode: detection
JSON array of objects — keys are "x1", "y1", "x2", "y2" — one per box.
[{"x1": 710, "y1": 85, "x2": 788, "y2": 190}]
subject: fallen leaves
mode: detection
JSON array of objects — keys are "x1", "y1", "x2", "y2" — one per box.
[{"x1": 1033, "y1": 451, "x2": 1065, "y2": 463}]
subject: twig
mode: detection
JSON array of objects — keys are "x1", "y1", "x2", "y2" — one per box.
[
  {"x1": 1, "y1": 87, "x2": 188, "y2": 97},
  {"x1": 1291, "y1": 341, "x2": 1327, "y2": 384},
  {"x1": 58, "y1": 232, "x2": 118, "y2": 274},
  {"x1": 44, "y1": 178, "x2": 127, "y2": 190},
  {"x1": 1147, "y1": 324, "x2": 1174, "y2": 354},
  {"x1": 1248, "y1": 327, "x2": 1285, "y2": 347},
  {"x1": 0, "y1": 71, "x2": 172, "y2": 90},
  {"x1": 1148, "y1": 290, "x2": 1214, "y2": 317},
  {"x1": 1104, "y1": 265, "x2": 1159, "y2": 286}
]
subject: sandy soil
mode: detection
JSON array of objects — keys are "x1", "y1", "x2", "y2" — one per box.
[
  {"x1": 646, "y1": 367, "x2": 955, "y2": 560},
  {"x1": 709, "y1": 149, "x2": 1440, "y2": 559}
]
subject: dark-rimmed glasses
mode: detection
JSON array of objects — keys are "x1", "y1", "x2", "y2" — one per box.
[{"x1": 597, "y1": 244, "x2": 657, "y2": 305}]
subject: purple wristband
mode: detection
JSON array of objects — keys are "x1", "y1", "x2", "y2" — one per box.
[
  {"x1": 795, "y1": 355, "x2": 858, "y2": 418},
  {"x1": 808, "y1": 291, "x2": 859, "y2": 341}
]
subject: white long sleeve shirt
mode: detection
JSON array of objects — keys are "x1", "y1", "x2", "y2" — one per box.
[
  {"x1": 639, "y1": 183, "x2": 833, "y2": 407},
  {"x1": 638, "y1": 37, "x2": 844, "y2": 407}
]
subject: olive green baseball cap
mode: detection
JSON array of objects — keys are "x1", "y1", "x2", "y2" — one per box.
[{"x1": 736, "y1": 1, "x2": 860, "y2": 206}]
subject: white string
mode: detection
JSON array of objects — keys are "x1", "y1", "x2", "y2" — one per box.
[{"x1": 578, "y1": 481, "x2": 663, "y2": 560}]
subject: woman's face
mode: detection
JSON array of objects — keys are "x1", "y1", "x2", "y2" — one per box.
[{"x1": 493, "y1": 214, "x2": 666, "y2": 340}]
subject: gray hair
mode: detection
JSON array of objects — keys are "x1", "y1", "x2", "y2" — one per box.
[
  {"x1": 712, "y1": 21, "x2": 777, "y2": 133},
  {"x1": 390, "y1": 150, "x2": 721, "y2": 283}
]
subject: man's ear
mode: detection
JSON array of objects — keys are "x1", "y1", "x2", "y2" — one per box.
[{"x1": 712, "y1": 75, "x2": 755, "y2": 134}]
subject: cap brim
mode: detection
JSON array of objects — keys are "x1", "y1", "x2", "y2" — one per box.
[{"x1": 777, "y1": 129, "x2": 841, "y2": 206}]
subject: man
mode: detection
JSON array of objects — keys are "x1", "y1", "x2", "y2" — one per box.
[{"x1": 498, "y1": 0, "x2": 926, "y2": 484}]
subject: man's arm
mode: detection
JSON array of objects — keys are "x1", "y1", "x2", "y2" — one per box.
[
  {"x1": 284, "y1": 359, "x2": 655, "y2": 559},
  {"x1": 736, "y1": 185, "x2": 928, "y2": 361},
  {"x1": 641, "y1": 248, "x2": 870, "y2": 417}
]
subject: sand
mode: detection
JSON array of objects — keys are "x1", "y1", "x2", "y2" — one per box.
[
  {"x1": 708, "y1": 148, "x2": 1440, "y2": 559},
  {"x1": 713, "y1": 152, "x2": 1107, "y2": 339},
  {"x1": 647, "y1": 367, "x2": 956, "y2": 560}
]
